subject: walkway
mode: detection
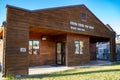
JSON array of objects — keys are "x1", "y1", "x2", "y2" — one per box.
[
  {"x1": 29, "y1": 65, "x2": 73, "y2": 75},
  {"x1": 29, "y1": 60, "x2": 112, "y2": 75},
  {"x1": 79, "y1": 60, "x2": 112, "y2": 67}
]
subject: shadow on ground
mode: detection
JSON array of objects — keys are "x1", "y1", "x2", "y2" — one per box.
[
  {"x1": 19, "y1": 69, "x2": 120, "y2": 79},
  {"x1": 17, "y1": 62, "x2": 120, "y2": 79}
]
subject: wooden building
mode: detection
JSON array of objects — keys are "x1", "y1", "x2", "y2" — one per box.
[{"x1": 0, "y1": 4, "x2": 116, "y2": 76}]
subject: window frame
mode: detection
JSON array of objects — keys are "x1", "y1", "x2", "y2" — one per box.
[
  {"x1": 29, "y1": 40, "x2": 40, "y2": 55},
  {"x1": 74, "y1": 40, "x2": 84, "y2": 54},
  {"x1": 75, "y1": 40, "x2": 80, "y2": 54},
  {"x1": 80, "y1": 11, "x2": 87, "y2": 22}
]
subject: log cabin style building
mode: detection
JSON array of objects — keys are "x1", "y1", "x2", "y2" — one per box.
[{"x1": 0, "y1": 4, "x2": 116, "y2": 76}]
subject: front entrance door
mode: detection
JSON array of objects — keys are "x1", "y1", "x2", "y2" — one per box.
[{"x1": 56, "y1": 42, "x2": 65, "y2": 65}]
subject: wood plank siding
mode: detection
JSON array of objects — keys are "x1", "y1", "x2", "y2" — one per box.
[{"x1": 1, "y1": 4, "x2": 116, "y2": 76}]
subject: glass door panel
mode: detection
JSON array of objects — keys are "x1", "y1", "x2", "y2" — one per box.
[{"x1": 56, "y1": 42, "x2": 65, "y2": 65}]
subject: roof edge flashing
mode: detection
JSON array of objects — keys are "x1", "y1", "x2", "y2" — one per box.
[
  {"x1": 106, "y1": 24, "x2": 115, "y2": 32},
  {"x1": 32, "y1": 4, "x2": 84, "y2": 12},
  {"x1": 6, "y1": 5, "x2": 31, "y2": 12}
]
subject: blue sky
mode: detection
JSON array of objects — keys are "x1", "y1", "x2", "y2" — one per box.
[{"x1": 0, "y1": 0, "x2": 120, "y2": 34}]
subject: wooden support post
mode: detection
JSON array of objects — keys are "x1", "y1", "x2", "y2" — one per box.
[{"x1": 110, "y1": 36, "x2": 116, "y2": 62}]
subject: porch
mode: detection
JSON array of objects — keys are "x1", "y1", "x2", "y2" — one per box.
[
  {"x1": 29, "y1": 27, "x2": 67, "y2": 66},
  {"x1": 29, "y1": 60, "x2": 112, "y2": 75}
]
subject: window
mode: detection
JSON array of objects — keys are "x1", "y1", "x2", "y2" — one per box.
[
  {"x1": 81, "y1": 11, "x2": 87, "y2": 21},
  {"x1": 75, "y1": 41, "x2": 80, "y2": 54},
  {"x1": 74, "y1": 41, "x2": 84, "y2": 54},
  {"x1": 29, "y1": 40, "x2": 40, "y2": 55}
]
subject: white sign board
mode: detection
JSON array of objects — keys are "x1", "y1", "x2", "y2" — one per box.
[
  {"x1": 20, "y1": 48, "x2": 26, "y2": 52},
  {"x1": 70, "y1": 21, "x2": 94, "y2": 32}
]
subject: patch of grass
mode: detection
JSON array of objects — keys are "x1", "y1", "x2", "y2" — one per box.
[
  {"x1": 6, "y1": 62, "x2": 120, "y2": 80},
  {"x1": 4, "y1": 76, "x2": 18, "y2": 80},
  {"x1": 111, "y1": 61, "x2": 120, "y2": 65}
]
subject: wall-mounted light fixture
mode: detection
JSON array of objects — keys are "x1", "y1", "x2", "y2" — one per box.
[{"x1": 41, "y1": 35, "x2": 47, "y2": 40}]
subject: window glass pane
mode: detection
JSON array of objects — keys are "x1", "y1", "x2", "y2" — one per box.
[
  {"x1": 29, "y1": 41, "x2": 33, "y2": 54},
  {"x1": 57, "y1": 43, "x2": 61, "y2": 54},
  {"x1": 75, "y1": 41, "x2": 80, "y2": 54},
  {"x1": 33, "y1": 41, "x2": 39, "y2": 55},
  {"x1": 80, "y1": 41, "x2": 84, "y2": 54},
  {"x1": 81, "y1": 11, "x2": 87, "y2": 21},
  {"x1": 75, "y1": 41, "x2": 84, "y2": 54}
]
